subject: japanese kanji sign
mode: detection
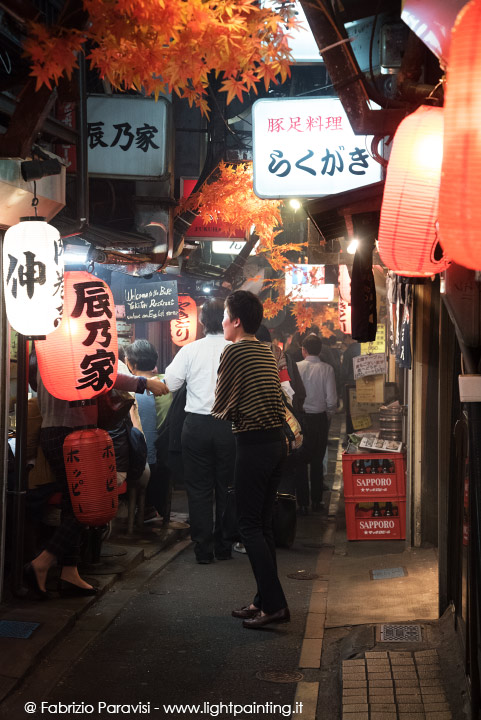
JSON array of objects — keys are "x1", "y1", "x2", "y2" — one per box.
[
  {"x1": 36, "y1": 271, "x2": 118, "y2": 401},
  {"x1": 353, "y1": 352, "x2": 386, "y2": 380},
  {"x1": 124, "y1": 280, "x2": 178, "y2": 321},
  {"x1": 87, "y1": 95, "x2": 168, "y2": 178},
  {"x1": 252, "y1": 97, "x2": 382, "y2": 198}
]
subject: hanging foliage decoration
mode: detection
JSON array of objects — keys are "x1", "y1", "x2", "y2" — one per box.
[{"x1": 24, "y1": 0, "x2": 299, "y2": 116}]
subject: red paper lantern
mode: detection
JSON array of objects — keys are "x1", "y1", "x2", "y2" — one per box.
[
  {"x1": 36, "y1": 271, "x2": 118, "y2": 400},
  {"x1": 438, "y1": 0, "x2": 481, "y2": 270},
  {"x1": 64, "y1": 428, "x2": 118, "y2": 525},
  {"x1": 170, "y1": 295, "x2": 197, "y2": 347},
  {"x1": 378, "y1": 105, "x2": 450, "y2": 277},
  {"x1": 339, "y1": 297, "x2": 352, "y2": 335}
]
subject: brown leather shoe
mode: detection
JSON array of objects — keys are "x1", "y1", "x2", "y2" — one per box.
[
  {"x1": 242, "y1": 607, "x2": 290, "y2": 629},
  {"x1": 232, "y1": 605, "x2": 260, "y2": 619}
]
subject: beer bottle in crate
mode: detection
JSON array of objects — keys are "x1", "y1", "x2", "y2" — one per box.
[{"x1": 372, "y1": 502, "x2": 381, "y2": 517}]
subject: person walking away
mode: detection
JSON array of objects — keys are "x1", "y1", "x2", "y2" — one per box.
[
  {"x1": 212, "y1": 290, "x2": 289, "y2": 629},
  {"x1": 296, "y1": 334, "x2": 337, "y2": 513},
  {"x1": 164, "y1": 299, "x2": 234, "y2": 564}
]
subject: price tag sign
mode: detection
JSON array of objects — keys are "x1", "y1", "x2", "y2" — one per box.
[{"x1": 361, "y1": 324, "x2": 386, "y2": 355}]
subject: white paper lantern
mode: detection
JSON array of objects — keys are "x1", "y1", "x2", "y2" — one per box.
[{"x1": 3, "y1": 218, "x2": 64, "y2": 336}]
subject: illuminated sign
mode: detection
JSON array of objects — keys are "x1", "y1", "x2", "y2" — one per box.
[
  {"x1": 284, "y1": 264, "x2": 334, "y2": 302},
  {"x1": 252, "y1": 97, "x2": 382, "y2": 198}
]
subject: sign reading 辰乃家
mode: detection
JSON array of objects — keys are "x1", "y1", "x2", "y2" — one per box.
[
  {"x1": 252, "y1": 97, "x2": 382, "y2": 198},
  {"x1": 124, "y1": 281, "x2": 178, "y2": 322},
  {"x1": 87, "y1": 95, "x2": 168, "y2": 178},
  {"x1": 353, "y1": 353, "x2": 386, "y2": 380}
]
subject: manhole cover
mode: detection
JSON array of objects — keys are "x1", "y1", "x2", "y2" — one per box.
[
  {"x1": 287, "y1": 570, "x2": 319, "y2": 580},
  {"x1": 256, "y1": 670, "x2": 304, "y2": 683},
  {"x1": 370, "y1": 567, "x2": 407, "y2": 580},
  {"x1": 379, "y1": 624, "x2": 422, "y2": 642}
]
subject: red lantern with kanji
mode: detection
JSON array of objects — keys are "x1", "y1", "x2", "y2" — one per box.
[
  {"x1": 438, "y1": 0, "x2": 481, "y2": 270},
  {"x1": 64, "y1": 428, "x2": 118, "y2": 525},
  {"x1": 378, "y1": 105, "x2": 450, "y2": 277},
  {"x1": 170, "y1": 295, "x2": 197, "y2": 347},
  {"x1": 36, "y1": 271, "x2": 118, "y2": 400}
]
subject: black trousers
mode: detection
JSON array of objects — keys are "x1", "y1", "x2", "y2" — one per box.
[
  {"x1": 235, "y1": 429, "x2": 287, "y2": 614},
  {"x1": 181, "y1": 413, "x2": 235, "y2": 560},
  {"x1": 40, "y1": 426, "x2": 84, "y2": 567},
  {"x1": 296, "y1": 412, "x2": 329, "y2": 506}
]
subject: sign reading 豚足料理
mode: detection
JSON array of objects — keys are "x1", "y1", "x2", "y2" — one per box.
[
  {"x1": 252, "y1": 97, "x2": 382, "y2": 198},
  {"x1": 353, "y1": 353, "x2": 386, "y2": 380},
  {"x1": 124, "y1": 281, "x2": 178, "y2": 322}
]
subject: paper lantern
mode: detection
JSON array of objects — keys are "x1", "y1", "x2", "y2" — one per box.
[
  {"x1": 3, "y1": 217, "x2": 64, "y2": 335},
  {"x1": 64, "y1": 428, "x2": 118, "y2": 525},
  {"x1": 36, "y1": 271, "x2": 118, "y2": 400},
  {"x1": 378, "y1": 105, "x2": 450, "y2": 277},
  {"x1": 338, "y1": 264, "x2": 351, "y2": 302},
  {"x1": 170, "y1": 295, "x2": 197, "y2": 346},
  {"x1": 438, "y1": 0, "x2": 481, "y2": 270},
  {"x1": 339, "y1": 297, "x2": 352, "y2": 335}
]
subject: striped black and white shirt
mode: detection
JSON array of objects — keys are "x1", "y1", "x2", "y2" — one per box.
[{"x1": 211, "y1": 340, "x2": 285, "y2": 433}]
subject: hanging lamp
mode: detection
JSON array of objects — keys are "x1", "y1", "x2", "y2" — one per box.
[
  {"x1": 438, "y1": 0, "x2": 481, "y2": 270},
  {"x1": 378, "y1": 105, "x2": 450, "y2": 277},
  {"x1": 36, "y1": 271, "x2": 118, "y2": 401},
  {"x1": 3, "y1": 181, "x2": 64, "y2": 336},
  {"x1": 170, "y1": 295, "x2": 197, "y2": 347},
  {"x1": 64, "y1": 428, "x2": 118, "y2": 525}
]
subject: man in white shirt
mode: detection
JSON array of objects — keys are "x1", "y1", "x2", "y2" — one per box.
[
  {"x1": 297, "y1": 334, "x2": 337, "y2": 513},
  {"x1": 164, "y1": 298, "x2": 234, "y2": 563}
]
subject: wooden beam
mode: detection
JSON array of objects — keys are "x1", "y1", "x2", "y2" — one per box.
[{"x1": 0, "y1": 79, "x2": 57, "y2": 158}]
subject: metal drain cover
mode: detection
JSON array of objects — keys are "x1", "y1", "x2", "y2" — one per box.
[
  {"x1": 370, "y1": 567, "x2": 407, "y2": 580},
  {"x1": 256, "y1": 670, "x2": 304, "y2": 683},
  {"x1": 287, "y1": 570, "x2": 319, "y2": 580},
  {"x1": 379, "y1": 624, "x2": 422, "y2": 642}
]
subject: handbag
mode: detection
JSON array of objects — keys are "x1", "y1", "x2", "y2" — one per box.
[
  {"x1": 282, "y1": 391, "x2": 303, "y2": 456},
  {"x1": 221, "y1": 487, "x2": 241, "y2": 542},
  {"x1": 97, "y1": 388, "x2": 135, "y2": 430}
]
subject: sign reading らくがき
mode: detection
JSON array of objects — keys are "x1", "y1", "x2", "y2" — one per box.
[{"x1": 252, "y1": 97, "x2": 382, "y2": 198}]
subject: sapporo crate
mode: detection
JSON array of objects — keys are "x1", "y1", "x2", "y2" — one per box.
[
  {"x1": 345, "y1": 499, "x2": 406, "y2": 541},
  {"x1": 342, "y1": 451, "x2": 406, "y2": 500}
]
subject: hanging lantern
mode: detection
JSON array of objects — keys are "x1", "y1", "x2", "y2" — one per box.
[
  {"x1": 378, "y1": 105, "x2": 450, "y2": 277},
  {"x1": 170, "y1": 295, "x2": 197, "y2": 347},
  {"x1": 338, "y1": 297, "x2": 352, "y2": 335},
  {"x1": 3, "y1": 217, "x2": 64, "y2": 336},
  {"x1": 64, "y1": 428, "x2": 118, "y2": 525},
  {"x1": 338, "y1": 264, "x2": 351, "y2": 302},
  {"x1": 36, "y1": 271, "x2": 118, "y2": 401},
  {"x1": 438, "y1": 0, "x2": 481, "y2": 270}
]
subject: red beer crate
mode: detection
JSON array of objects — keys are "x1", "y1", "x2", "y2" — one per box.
[
  {"x1": 345, "y1": 499, "x2": 406, "y2": 541},
  {"x1": 342, "y1": 452, "x2": 406, "y2": 500}
]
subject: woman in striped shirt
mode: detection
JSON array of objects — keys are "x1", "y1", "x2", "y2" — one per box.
[{"x1": 211, "y1": 291, "x2": 289, "y2": 629}]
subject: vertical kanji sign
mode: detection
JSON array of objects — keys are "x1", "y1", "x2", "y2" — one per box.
[{"x1": 36, "y1": 271, "x2": 118, "y2": 401}]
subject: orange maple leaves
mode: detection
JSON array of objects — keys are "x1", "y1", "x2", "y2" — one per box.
[{"x1": 24, "y1": 0, "x2": 299, "y2": 115}]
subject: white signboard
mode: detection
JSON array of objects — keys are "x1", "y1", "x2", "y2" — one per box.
[
  {"x1": 353, "y1": 353, "x2": 386, "y2": 380},
  {"x1": 87, "y1": 95, "x2": 168, "y2": 178},
  {"x1": 212, "y1": 241, "x2": 259, "y2": 255},
  {"x1": 284, "y1": 264, "x2": 334, "y2": 302},
  {"x1": 253, "y1": 97, "x2": 382, "y2": 198}
]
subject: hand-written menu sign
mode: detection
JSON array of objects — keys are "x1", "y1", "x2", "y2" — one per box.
[
  {"x1": 124, "y1": 281, "x2": 178, "y2": 321},
  {"x1": 353, "y1": 353, "x2": 386, "y2": 380}
]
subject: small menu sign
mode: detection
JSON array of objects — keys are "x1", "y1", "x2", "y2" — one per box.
[{"x1": 124, "y1": 281, "x2": 178, "y2": 321}]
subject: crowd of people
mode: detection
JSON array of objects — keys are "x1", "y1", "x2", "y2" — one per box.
[{"x1": 21, "y1": 290, "x2": 360, "y2": 629}]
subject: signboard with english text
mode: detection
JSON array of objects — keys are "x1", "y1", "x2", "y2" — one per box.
[{"x1": 252, "y1": 97, "x2": 382, "y2": 198}]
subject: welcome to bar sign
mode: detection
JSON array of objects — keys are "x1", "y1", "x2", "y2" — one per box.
[{"x1": 252, "y1": 97, "x2": 382, "y2": 198}]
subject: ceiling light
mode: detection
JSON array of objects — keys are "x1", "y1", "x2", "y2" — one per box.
[{"x1": 347, "y1": 239, "x2": 359, "y2": 254}]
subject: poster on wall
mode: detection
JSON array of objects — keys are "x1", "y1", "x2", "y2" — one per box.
[{"x1": 124, "y1": 280, "x2": 178, "y2": 321}]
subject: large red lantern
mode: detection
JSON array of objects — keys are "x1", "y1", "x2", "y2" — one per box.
[
  {"x1": 64, "y1": 428, "x2": 118, "y2": 525},
  {"x1": 170, "y1": 295, "x2": 197, "y2": 347},
  {"x1": 378, "y1": 105, "x2": 450, "y2": 277},
  {"x1": 438, "y1": 0, "x2": 481, "y2": 270},
  {"x1": 36, "y1": 271, "x2": 118, "y2": 400}
]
